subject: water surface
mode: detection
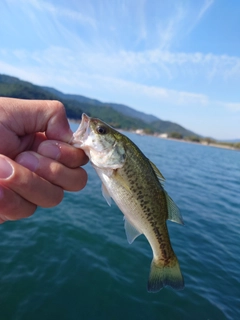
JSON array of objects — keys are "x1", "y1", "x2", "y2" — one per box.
[{"x1": 0, "y1": 124, "x2": 239, "y2": 319}]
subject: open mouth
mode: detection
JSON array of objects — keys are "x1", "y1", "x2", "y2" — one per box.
[{"x1": 71, "y1": 113, "x2": 90, "y2": 147}]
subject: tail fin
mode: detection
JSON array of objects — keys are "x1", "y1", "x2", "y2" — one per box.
[{"x1": 147, "y1": 257, "x2": 184, "y2": 293}]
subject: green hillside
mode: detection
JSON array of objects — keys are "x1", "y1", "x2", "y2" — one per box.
[{"x1": 0, "y1": 74, "x2": 199, "y2": 137}]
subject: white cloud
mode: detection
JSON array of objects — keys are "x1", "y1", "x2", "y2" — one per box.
[
  {"x1": 1, "y1": 52, "x2": 235, "y2": 114},
  {"x1": 117, "y1": 50, "x2": 240, "y2": 77},
  {"x1": 9, "y1": 45, "x2": 240, "y2": 89},
  {"x1": 7, "y1": 0, "x2": 96, "y2": 28},
  {"x1": 196, "y1": 0, "x2": 214, "y2": 24},
  {"x1": 2, "y1": 45, "x2": 240, "y2": 110},
  {"x1": 184, "y1": 0, "x2": 215, "y2": 37},
  {"x1": 222, "y1": 102, "x2": 240, "y2": 112},
  {"x1": 17, "y1": 41, "x2": 240, "y2": 85},
  {"x1": 1, "y1": 0, "x2": 239, "y2": 139},
  {"x1": 0, "y1": 60, "x2": 44, "y2": 84}
]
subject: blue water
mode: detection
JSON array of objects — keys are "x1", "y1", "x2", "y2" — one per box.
[{"x1": 0, "y1": 123, "x2": 239, "y2": 320}]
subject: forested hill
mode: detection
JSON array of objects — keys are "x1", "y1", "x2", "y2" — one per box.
[{"x1": 0, "y1": 74, "x2": 198, "y2": 137}]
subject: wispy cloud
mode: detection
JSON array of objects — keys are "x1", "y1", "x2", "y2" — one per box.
[
  {"x1": 3, "y1": 43, "x2": 240, "y2": 104},
  {"x1": 197, "y1": 0, "x2": 214, "y2": 23},
  {"x1": 1, "y1": 0, "x2": 239, "y2": 138},
  {"x1": 2, "y1": 46, "x2": 237, "y2": 113},
  {"x1": 8, "y1": 44, "x2": 240, "y2": 85},
  {"x1": 222, "y1": 102, "x2": 240, "y2": 112},
  {"x1": 184, "y1": 0, "x2": 215, "y2": 38},
  {"x1": 7, "y1": 0, "x2": 96, "y2": 28},
  {"x1": 3, "y1": 0, "x2": 215, "y2": 53},
  {"x1": 125, "y1": 50, "x2": 240, "y2": 80}
]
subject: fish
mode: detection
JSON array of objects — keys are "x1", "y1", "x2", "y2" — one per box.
[{"x1": 71, "y1": 113, "x2": 184, "y2": 292}]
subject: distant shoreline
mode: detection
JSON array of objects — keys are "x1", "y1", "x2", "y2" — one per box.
[
  {"x1": 131, "y1": 131, "x2": 240, "y2": 152},
  {"x1": 162, "y1": 137, "x2": 239, "y2": 151},
  {"x1": 69, "y1": 119, "x2": 239, "y2": 152}
]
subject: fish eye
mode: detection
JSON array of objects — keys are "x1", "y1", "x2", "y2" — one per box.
[{"x1": 96, "y1": 126, "x2": 108, "y2": 134}]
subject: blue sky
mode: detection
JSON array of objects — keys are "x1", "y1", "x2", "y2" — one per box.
[{"x1": 0, "y1": 0, "x2": 239, "y2": 139}]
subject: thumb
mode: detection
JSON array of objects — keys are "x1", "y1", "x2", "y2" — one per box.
[
  {"x1": 43, "y1": 100, "x2": 73, "y2": 142},
  {"x1": 2, "y1": 98, "x2": 73, "y2": 143}
]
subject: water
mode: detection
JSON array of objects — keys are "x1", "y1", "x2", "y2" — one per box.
[{"x1": 0, "y1": 124, "x2": 239, "y2": 320}]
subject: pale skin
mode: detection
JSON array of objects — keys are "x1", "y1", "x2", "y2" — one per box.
[{"x1": 0, "y1": 98, "x2": 88, "y2": 224}]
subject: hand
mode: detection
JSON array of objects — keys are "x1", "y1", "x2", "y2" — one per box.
[{"x1": 0, "y1": 98, "x2": 88, "y2": 223}]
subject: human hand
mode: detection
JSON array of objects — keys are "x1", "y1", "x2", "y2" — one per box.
[{"x1": 0, "y1": 98, "x2": 88, "y2": 223}]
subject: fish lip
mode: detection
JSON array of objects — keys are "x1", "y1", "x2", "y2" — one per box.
[{"x1": 71, "y1": 113, "x2": 90, "y2": 146}]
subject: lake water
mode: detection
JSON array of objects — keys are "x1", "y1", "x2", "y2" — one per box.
[{"x1": 0, "y1": 123, "x2": 239, "y2": 320}]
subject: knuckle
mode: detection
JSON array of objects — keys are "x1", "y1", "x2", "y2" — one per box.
[
  {"x1": 51, "y1": 100, "x2": 65, "y2": 114},
  {"x1": 45, "y1": 100, "x2": 66, "y2": 118}
]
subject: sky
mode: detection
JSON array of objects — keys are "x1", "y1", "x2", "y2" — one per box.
[{"x1": 0, "y1": 0, "x2": 240, "y2": 140}]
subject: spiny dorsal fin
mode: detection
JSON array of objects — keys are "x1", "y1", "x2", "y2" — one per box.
[
  {"x1": 149, "y1": 160, "x2": 165, "y2": 182},
  {"x1": 164, "y1": 190, "x2": 184, "y2": 225}
]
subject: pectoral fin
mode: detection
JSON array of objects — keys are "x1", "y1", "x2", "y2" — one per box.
[
  {"x1": 101, "y1": 183, "x2": 112, "y2": 206},
  {"x1": 164, "y1": 191, "x2": 184, "y2": 225},
  {"x1": 124, "y1": 217, "x2": 142, "y2": 244}
]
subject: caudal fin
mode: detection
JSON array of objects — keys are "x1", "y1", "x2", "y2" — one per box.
[{"x1": 147, "y1": 258, "x2": 184, "y2": 293}]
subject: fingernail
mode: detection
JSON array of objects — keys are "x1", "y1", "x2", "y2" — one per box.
[
  {"x1": 0, "y1": 156, "x2": 13, "y2": 179},
  {"x1": 16, "y1": 152, "x2": 39, "y2": 172},
  {"x1": 38, "y1": 141, "x2": 61, "y2": 160}
]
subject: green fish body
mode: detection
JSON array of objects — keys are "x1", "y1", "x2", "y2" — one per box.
[{"x1": 71, "y1": 113, "x2": 184, "y2": 292}]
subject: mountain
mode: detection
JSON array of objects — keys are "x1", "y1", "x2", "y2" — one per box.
[
  {"x1": 42, "y1": 86, "x2": 103, "y2": 106},
  {"x1": 0, "y1": 74, "x2": 57, "y2": 100},
  {"x1": 42, "y1": 84, "x2": 197, "y2": 136},
  {"x1": 0, "y1": 74, "x2": 198, "y2": 137},
  {"x1": 43, "y1": 86, "x2": 159, "y2": 123}
]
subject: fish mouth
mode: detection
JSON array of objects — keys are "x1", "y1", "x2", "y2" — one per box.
[{"x1": 71, "y1": 113, "x2": 90, "y2": 147}]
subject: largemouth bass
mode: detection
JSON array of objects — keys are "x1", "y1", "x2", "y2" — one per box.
[{"x1": 71, "y1": 113, "x2": 184, "y2": 292}]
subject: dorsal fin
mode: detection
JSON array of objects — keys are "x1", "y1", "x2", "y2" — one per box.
[{"x1": 149, "y1": 160, "x2": 165, "y2": 182}]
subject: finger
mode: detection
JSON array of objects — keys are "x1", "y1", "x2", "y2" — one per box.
[
  {"x1": 0, "y1": 155, "x2": 64, "y2": 207},
  {"x1": 1, "y1": 98, "x2": 73, "y2": 142},
  {"x1": 0, "y1": 185, "x2": 37, "y2": 223},
  {"x1": 37, "y1": 140, "x2": 89, "y2": 168},
  {"x1": 15, "y1": 151, "x2": 88, "y2": 192},
  {"x1": 29, "y1": 132, "x2": 47, "y2": 151}
]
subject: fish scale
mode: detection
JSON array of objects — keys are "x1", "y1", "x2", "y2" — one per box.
[
  {"x1": 71, "y1": 113, "x2": 184, "y2": 292},
  {"x1": 119, "y1": 152, "x2": 171, "y2": 263}
]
